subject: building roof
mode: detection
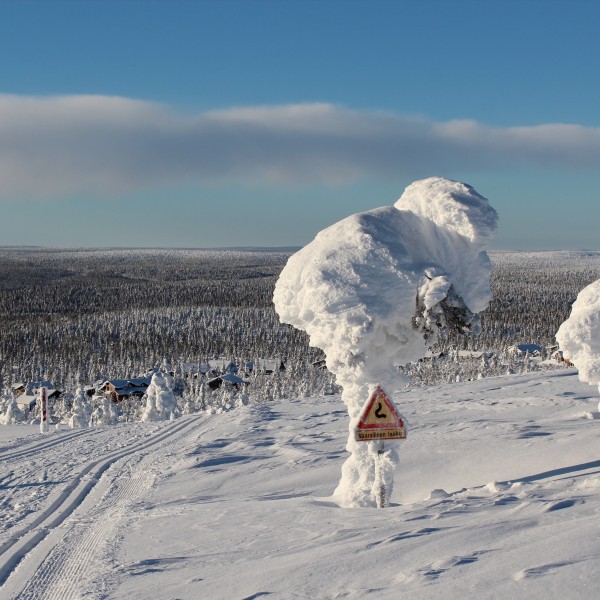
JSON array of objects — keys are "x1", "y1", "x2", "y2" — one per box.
[
  {"x1": 15, "y1": 394, "x2": 37, "y2": 408},
  {"x1": 104, "y1": 376, "x2": 151, "y2": 391}
]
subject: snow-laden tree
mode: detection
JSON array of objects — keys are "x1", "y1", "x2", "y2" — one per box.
[
  {"x1": 69, "y1": 387, "x2": 92, "y2": 429},
  {"x1": 274, "y1": 177, "x2": 498, "y2": 508},
  {"x1": 141, "y1": 372, "x2": 179, "y2": 422},
  {"x1": 89, "y1": 394, "x2": 119, "y2": 426},
  {"x1": 3, "y1": 395, "x2": 25, "y2": 425},
  {"x1": 556, "y1": 279, "x2": 600, "y2": 412},
  {"x1": 0, "y1": 393, "x2": 8, "y2": 421}
]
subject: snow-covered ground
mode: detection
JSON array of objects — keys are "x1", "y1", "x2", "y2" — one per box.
[{"x1": 1, "y1": 368, "x2": 600, "y2": 599}]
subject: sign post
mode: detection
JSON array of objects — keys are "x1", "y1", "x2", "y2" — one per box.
[
  {"x1": 355, "y1": 386, "x2": 407, "y2": 508},
  {"x1": 39, "y1": 386, "x2": 48, "y2": 433}
]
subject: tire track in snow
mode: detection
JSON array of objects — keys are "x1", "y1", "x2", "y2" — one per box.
[{"x1": 0, "y1": 414, "x2": 207, "y2": 598}]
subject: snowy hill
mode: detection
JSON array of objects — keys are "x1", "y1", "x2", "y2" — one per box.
[{"x1": 1, "y1": 369, "x2": 600, "y2": 598}]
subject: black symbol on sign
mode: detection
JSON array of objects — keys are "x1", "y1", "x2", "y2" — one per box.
[{"x1": 375, "y1": 402, "x2": 386, "y2": 419}]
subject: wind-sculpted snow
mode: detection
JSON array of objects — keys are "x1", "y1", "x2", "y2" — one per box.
[
  {"x1": 556, "y1": 279, "x2": 600, "y2": 405},
  {"x1": 2, "y1": 371, "x2": 596, "y2": 598},
  {"x1": 274, "y1": 177, "x2": 498, "y2": 507}
]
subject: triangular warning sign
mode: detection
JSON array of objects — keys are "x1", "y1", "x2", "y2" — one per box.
[{"x1": 355, "y1": 386, "x2": 407, "y2": 441}]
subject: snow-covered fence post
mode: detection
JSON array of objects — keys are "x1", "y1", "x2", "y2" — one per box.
[{"x1": 274, "y1": 177, "x2": 498, "y2": 508}]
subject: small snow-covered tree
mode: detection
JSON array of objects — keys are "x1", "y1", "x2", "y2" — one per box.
[
  {"x1": 3, "y1": 396, "x2": 25, "y2": 425},
  {"x1": 141, "y1": 372, "x2": 179, "y2": 422},
  {"x1": 89, "y1": 394, "x2": 119, "y2": 426},
  {"x1": 0, "y1": 393, "x2": 8, "y2": 421},
  {"x1": 69, "y1": 387, "x2": 92, "y2": 428}
]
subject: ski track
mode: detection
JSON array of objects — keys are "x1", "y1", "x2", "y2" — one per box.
[
  {"x1": 0, "y1": 414, "x2": 210, "y2": 599},
  {"x1": 0, "y1": 429, "x2": 96, "y2": 462}
]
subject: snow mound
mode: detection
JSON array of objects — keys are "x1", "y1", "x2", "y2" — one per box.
[
  {"x1": 556, "y1": 279, "x2": 600, "y2": 401},
  {"x1": 274, "y1": 177, "x2": 497, "y2": 507}
]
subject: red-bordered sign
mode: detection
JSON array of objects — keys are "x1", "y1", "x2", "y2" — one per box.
[{"x1": 355, "y1": 385, "x2": 407, "y2": 441}]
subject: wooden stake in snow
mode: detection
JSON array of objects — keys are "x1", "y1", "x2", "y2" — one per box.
[
  {"x1": 374, "y1": 442, "x2": 387, "y2": 509},
  {"x1": 39, "y1": 386, "x2": 48, "y2": 433}
]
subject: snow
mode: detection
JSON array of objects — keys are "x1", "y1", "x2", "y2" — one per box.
[
  {"x1": 1, "y1": 370, "x2": 600, "y2": 598},
  {"x1": 556, "y1": 279, "x2": 600, "y2": 403},
  {"x1": 273, "y1": 177, "x2": 498, "y2": 507}
]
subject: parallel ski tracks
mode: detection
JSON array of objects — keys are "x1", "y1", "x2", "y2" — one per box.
[
  {"x1": 0, "y1": 429, "x2": 96, "y2": 463},
  {"x1": 0, "y1": 414, "x2": 206, "y2": 597}
]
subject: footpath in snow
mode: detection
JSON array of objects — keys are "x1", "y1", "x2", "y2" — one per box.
[{"x1": 1, "y1": 369, "x2": 600, "y2": 599}]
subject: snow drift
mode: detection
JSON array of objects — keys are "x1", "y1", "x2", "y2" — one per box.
[{"x1": 274, "y1": 177, "x2": 498, "y2": 507}]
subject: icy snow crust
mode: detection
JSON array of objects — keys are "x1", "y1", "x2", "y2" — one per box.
[
  {"x1": 556, "y1": 279, "x2": 600, "y2": 401},
  {"x1": 274, "y1": 177, "x2": 498, "y2": 507}
]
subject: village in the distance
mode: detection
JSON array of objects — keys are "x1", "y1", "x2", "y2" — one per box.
[{"x1": 0, "y1": 247, "x2": 594, "y2": 426}]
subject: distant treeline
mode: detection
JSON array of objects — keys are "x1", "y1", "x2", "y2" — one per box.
[{"x1": 1, "y1": 248, "x2": 599, "y2": 391}]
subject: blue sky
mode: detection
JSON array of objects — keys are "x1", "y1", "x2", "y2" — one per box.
[{"x1": 1, "y1": 0, "x2": 599, "y2": 250}]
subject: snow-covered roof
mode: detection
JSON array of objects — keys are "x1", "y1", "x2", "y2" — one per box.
[
  {"x1": 127, "y1": 377, "x2": 151, "y2": 387},
  {"x1": 105, "y1": 377, "x2": 151, "y2": 391},
  {"x1": 509, "y1": 344, "x2": 543, "y2": 354},
  {"x1": 105, "y1": 379, "x2": 130, "y2": 390},
  {"x1": 15, "y1": 394, "x2": 37, "y2": 408},
  {"x1": 116, "y1": 386, "x2": 148, "y2": 397}
]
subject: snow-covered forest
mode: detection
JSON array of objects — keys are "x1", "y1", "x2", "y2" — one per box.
[{"x1": 2, "y1": 247, "x2": 600, "y2": 420}]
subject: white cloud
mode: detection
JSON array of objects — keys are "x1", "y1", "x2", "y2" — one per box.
[{"x1": 0, "y1": 94, "x2": 598, "y2": 198}]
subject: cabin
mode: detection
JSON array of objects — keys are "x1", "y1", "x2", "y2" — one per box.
[
  {"x1": 16, "y1": 394, "x2": 37, "y2": 412},
  {"x1": 11, "y1": 382, "x2": 26, "y2": 397},
  {"x1": 256, "y1": 358, "x2": 285, "y2": 374},
  {"x1": 206, "y1": 373, "x2": 248, "y2": 390},
  {"x1": 179, "y1": 363, "x2": 202, "y2": 379},
  {"x1": 100, "y1": 376, "x2": 152, "y2": 402},
  {"x1": 12, "y1": 381, "x2": 62, "y2": 402},
  {"x1": 207, "y1": 359, "x2": 238, "y2": 375}
]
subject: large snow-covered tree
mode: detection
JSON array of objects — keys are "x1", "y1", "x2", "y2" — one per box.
[{"x1": 274, "y1": 177, "x2": 498, "y2": 508}]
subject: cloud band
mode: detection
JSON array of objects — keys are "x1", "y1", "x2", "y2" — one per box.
[{"x1": 0, "y1": 95, "x2": 598, "y2": 198}]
